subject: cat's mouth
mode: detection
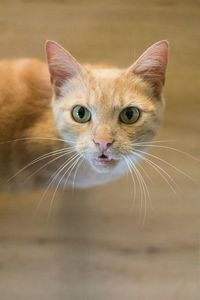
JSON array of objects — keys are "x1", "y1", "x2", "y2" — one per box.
[{"x1": 94, "y1": 154, "x2": 116, "y2": 167}]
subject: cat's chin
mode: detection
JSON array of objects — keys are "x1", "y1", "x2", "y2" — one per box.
[{"x1": 89, "y1": 158, "x2": 119, "y2": 173}]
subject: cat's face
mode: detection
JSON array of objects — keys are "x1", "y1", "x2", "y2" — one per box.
[{"x1": 46, "y1": 41, "x2": 168, "y2": 174}]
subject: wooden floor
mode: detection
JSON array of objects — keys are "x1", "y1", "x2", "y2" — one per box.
[
  {"x1": 0, "y1": 1, "x2": 200, "y2": 299},
  {"x1": 0, "y1": 177, "x2": 200, "y2": 300}
]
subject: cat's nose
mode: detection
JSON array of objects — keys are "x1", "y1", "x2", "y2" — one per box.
[{"x1": 93, "y1": 138, "x2": 114, "y2": 152}]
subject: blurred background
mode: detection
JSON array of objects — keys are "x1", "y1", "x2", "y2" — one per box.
[{"x1": 0, "y1": 0, "x2": 200, "y2": 299}]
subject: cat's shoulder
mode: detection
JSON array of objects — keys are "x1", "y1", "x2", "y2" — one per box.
[
  {"x1": 0, "y1": 58, "x2": 51, "y2": 100},
  {"x1": 0, "y1": 58, "x2": 48, "y2": 84},
  {"x1": 0, "y1": 58, "x2": 46, "y2": 72}
]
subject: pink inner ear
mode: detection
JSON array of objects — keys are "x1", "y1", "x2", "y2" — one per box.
[
  {"x1": 46, "y1": 41, "x2": 82, "y2": 93},
  {"x1": 48, "y1": 59, "x2": 72, "y2": 87},
  {"x1": 130, "y1": 40, "x2": 169, "y2": 90}
]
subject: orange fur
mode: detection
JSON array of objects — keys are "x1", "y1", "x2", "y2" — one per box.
[{"x1": 0, "y1": 40, "x2": 168, "y2": 190}]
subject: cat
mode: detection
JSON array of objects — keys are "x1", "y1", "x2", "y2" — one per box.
[{"x1": 0, "y1": 40, "x2": 168, "y2": 190}]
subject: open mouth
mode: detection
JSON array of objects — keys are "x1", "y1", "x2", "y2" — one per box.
[{"x1": 94, "y1": 154, "x2": 116, "y2": 166}]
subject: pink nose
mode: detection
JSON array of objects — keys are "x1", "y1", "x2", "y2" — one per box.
[{"x1": 93, "y1": 138, "x2": 113, "y2": 152}]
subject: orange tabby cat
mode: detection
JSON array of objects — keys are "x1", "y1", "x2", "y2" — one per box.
[{"x1": 0, "y1": 40, "x2": 168, "y2": 190}]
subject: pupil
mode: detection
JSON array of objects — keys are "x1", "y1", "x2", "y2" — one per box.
[
  {"x1": 126, "y1": 108, "x2": 133, "y2": 120},
  {"x1": 78, "y1": 107, "x2": 85, "y2": 119}
]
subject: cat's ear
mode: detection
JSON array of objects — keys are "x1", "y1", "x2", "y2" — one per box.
[
  {"x1": 127, "y1": 40, "x2": 169, "y2": 96},
  {"x1": 45, "y1": 40, "x2": 83, "y2": 96}
]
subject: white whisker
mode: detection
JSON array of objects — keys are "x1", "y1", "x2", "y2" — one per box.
[
  {"x1": 60, "y1": 155, "x2": 82, "y2": 193},
  {"x1": 35, "y1": 153, "x2": 80, "y2": 212},
  {"x1": 127, "y1": 156, "x2": 151, "y2": 225},
  {"x1": 123, "y1": 156, "x2": 137, "y2": 204},
  {"x1": 132, "y1": 139, "x2": 176, "y2": 145},
  {"x1": 0, "y1": 136, "x2": 76, "y2": 145},
  {"x1": 136, "y1": 161, "x2": 153, "y2": 183},
  {"x1": 133, "y1": 143, "x2": 200, "y2": 162},
  {"x1": 72, "y1": 158, "x2": 84, "y2": 191},
  {"x1": 23, "y1": 149, "x2": 76, "y2": 183},
  {"x1": 135, "y1": 149, "x2": 197, "y2": 184},
  {"x1": 7, "y1": 147, "x2": 75, "y2": 182},
  {"x1": 132, "y1": 150, "x2": 178, "y2": 195},
  {"x1": 62, "y1": 156, "x2": 83, "y2": 192},
  {"x1": 48, "y1": 155, "x2": 82, "y2": 216},
  {"x1": 126, "y1": 156, "x2": 144, "y2": 213}
]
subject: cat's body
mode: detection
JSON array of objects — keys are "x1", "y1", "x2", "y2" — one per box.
[
  {"x1": 0, "y1": 60, "x2": 55, "y2": 188},
  {"x1": 0, "y1": 41, "x2": 168, "y2": 190}
]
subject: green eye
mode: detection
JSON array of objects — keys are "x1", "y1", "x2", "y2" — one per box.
[
  {"x1": 72, "y1": 105, "x2": 91, "y2": 123},
  {"x1": 119, "y1": 107, "x2": 140, "y2": 124}
]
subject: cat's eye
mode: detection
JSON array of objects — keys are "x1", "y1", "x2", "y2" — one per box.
[
  {"x1": 72, "y1": 105, "x2": 91, "y2": 123},
  {"x1": 119, "y1": 106, "x2": 140, "y2": 124}
]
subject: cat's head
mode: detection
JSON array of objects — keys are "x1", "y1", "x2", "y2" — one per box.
[{"x1": 46, "y1": 40, "x2": 168, "y2": 174}]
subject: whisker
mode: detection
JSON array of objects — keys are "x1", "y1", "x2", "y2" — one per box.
[
  {"x1": 136, "y1": 160, "x2": 153, "y2": 183},
  {"x1": 133, "y1": 144, "x2": 200, "y2": 162},
  {"x1": 127, "y1": 157, "x2": 151, "y2": 224},
  {"x1": 134, "y1": 165, "x2": 149, "y2": 225},
  {"x1": 23, "y1": 149, "x2": 76, "y2": 184},
  {"x1": 61, "y1": 155, "x2": 83, "y2": 192},
  {"x1": 7, "y1": 147, "x2": 75, "y2": 182},
  {"x1": 132, "y1": 150, "x2": 178, "y2": 195},
  {"x1": 134, "y1": 163, "x2": 151, "y2": 204},
  {"x1": 72, "y1": 158, "x2": 84, "y2": 191},
  {"x1": 132, "y1": 139, "x2": 176, "y2": 145},
  {"x1": 48, "y1": 155, "x2": 82, "y2": 216},
  {"x1": 135, "y1": 149, "x2": 197, "y2": 184},
  {"x1": 60, "y1": 155, "x2": 82, "y2": 194},
  {"x1": 0, "y1": 136, "x2": 76, "y2": 145},
  {"x1": 126, "y1": 156, "x2": 144, "y2": 214},
  {"x1": 123, "y1": 156, "x2": 137, "y2": 204},
  {"x1": 35, "y1": 153, "x2": 80, "y2": 212}
]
